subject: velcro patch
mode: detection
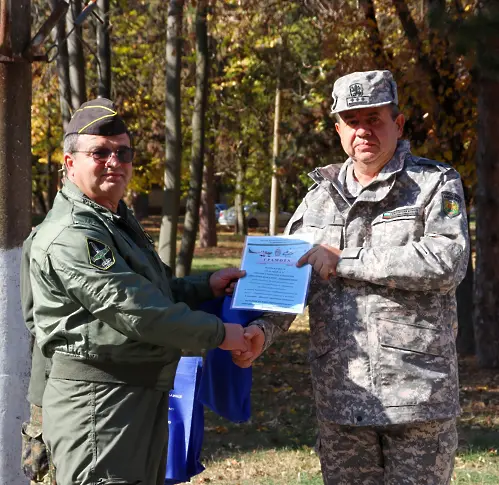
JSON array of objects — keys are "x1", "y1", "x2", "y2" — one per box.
[
  {"x1": 441, "y1": 191, "x2": 461, "y2": 218},
  {"x1": 86, "y1": 237, "x2": 115, "y2": 270},
  {"x1": 382, "y1": 207, "x2": 419, "y2": 220},
  {"x1": 346, "y1": 96, "x2": 371, "y2": 107}
]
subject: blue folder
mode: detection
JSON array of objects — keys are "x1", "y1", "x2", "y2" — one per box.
[
  {"x1": 198, "y1": 296, "x2": 263, "y2": 423},
  {"x1": 165, "y1": 357, "x2": 204, "y2": 484}
]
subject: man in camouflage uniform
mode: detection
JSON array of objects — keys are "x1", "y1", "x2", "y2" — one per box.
[
  {"x1": 22, "y1": 98, "x2": 252, "y2": 485},
  {"x1": 236, "y1": 70, "x2": 469, "y2": 484}
]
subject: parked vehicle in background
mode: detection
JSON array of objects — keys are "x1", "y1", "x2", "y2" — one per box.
[
  {"x1": 218, "y1": 202, "x2": 292, "y2": 228},
  {"x1": 215, "y1": 203, "x2": 228, "y2": 222}
]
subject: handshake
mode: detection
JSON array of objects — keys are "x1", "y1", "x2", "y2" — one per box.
[{"x1": 218, "y1": 323, "x2": 265, "y2": 368}]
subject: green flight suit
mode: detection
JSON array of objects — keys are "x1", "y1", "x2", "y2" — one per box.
[
  {"x1": 20, "y1": 228, "x2": 56, "y2": 484},
  {"x1": 25, "y1": 180, "x2": 225, "y2": 485}
]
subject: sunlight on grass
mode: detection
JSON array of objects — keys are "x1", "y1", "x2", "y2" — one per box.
[
  {"x1": 199, "y1": 447, "x2": 322, "y2": 484},
  {"x1": 191, "y1": 257, "x2": 241, "y2": 273},
  {"x1": 195, "y1": 447, "x2": 499, "y2": 484},
  {"x1": 453, "y1": 449, "x2": 499, "y2": 484}
]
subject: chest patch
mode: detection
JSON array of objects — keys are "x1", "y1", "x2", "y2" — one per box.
[
  {"x1": 441, "y1": 191, "x2": 461, "y2": 218},
  {"x1": 86, "y1": 237, "x2": 115, "y2": 270},
  {"x1": 382, "y1": 207, "x2": 419, "y2": 220}
]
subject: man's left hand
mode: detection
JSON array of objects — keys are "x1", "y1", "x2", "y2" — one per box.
[
  {"x1": 297, "y1": 244, "x2": 342, "y2": 280},
  {"x1": 209, "y1": 267, "x2": 246, "y2": 297}
]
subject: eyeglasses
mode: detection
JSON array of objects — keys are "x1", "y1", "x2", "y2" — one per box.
[{"x1": 72, "y1": 146, "x2": 135, "y2": 164}]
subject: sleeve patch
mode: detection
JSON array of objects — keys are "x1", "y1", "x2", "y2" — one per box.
[
  {"x1": 441, "y1": 191, "x2": 462, "y2": 218},
  {"x1": 86, "y1": 237, "x2": 115, "y2": 270}
]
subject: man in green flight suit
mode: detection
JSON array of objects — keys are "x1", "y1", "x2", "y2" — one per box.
[{"x1": 22, "y1": 98, "x2": 251, "y2": 485}]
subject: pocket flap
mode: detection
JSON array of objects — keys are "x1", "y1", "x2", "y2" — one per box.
[
  {"x1": 374, "y1": 313, "x2": 443, "y2": 356},
  {"x1": 304, "y1": 213, "x2": 344, "y2": 229}
]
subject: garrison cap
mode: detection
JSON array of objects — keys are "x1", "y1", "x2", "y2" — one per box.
[
  {"x1": 64, "y1": 98, "x2": 128, "y2": 138},
  {"x1": 331, "y1": 70, "x2": 398, "y2": 114}
]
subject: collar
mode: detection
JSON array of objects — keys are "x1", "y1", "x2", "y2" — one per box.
[
  {"x1": 61, "y1": 179, "x2": 127, "y2": 220},
  {"x1": 307, "y1": 140, "x2": 412, "y2": 205},
  {"x1": 337, "y1": 139, "x2": 410, "y2": 186},
  {"x1": 309, "y1": 140, "x2": 410, "y2": 185}
]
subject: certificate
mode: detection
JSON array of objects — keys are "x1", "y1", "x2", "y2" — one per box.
[{"x1": 231, "y1": 235, "x2": 314, "y2": 314}]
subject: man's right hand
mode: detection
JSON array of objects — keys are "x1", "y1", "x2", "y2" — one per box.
[
  {"x1": 218, "y1": 323, "x2": 250, "y2": 355},
  {"x1": 232, "y1": 325, "x2": 265, "y2": 368}
]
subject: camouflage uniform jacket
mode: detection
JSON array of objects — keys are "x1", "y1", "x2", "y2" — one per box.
[
  {"x1": 26, "y1": 179, "x2": 225, "y2": 392},
  {"x1": 254, "y1": 140, "x2": 469, "y2": 426}
]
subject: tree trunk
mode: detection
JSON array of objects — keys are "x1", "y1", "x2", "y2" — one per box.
[
  {"x1": 49, "y1": 0, "x2": 72, "y2": 130},
  {"x1": 269, "y1": 52, "x2": 281, "y2": 236},
  {"x1": 473, "y1": 4, "x2": 499, "y2": 368},
  {"x1": 96, "y1": 0, "x2": 111, "y2": 98},
  {"x1": 234, "y1": 145, "x2": 247, "y2": 236},
  {"x1": 455, "y1": 184, "x2": 475, "y2": 356},
  {"x1": 456, "y1": 243, "x2": 475, "y2": 356},
  {"x1": 199, "y1": 143, "x2": 217, "y2": 248},
  {"x1": 394, "y1": 0, "x2": 465, "y2": 161},
  {"x1": 158, "y1": 0, "x2": 184, "y2": 269},
  {"x1": 46, "y1": 119, "x2": 58, "y2": 209},
  {"x1": 66, "y1": 0, "x2": 87, "y2": 108},
  {"x1": 0, "y1": 1, "x2": 32, "y2": 479},
  {"x1": 360, "y1": 0, "x2": 393, "y2": 69},
  {"x1": 177, "y1": 0, "x2": 209, "y2": 277}
]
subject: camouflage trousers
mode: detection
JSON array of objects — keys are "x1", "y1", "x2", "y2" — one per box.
[
  {"x1": 21, "y1": 404, "x2": 57, "y2": 485},
  {"x1": 316, "y1": 418, "x2": 458, "y2": 485}
]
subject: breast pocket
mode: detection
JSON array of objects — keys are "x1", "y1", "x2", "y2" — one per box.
[
  {"x1": 298, "y1": 213, "x2": 344, "y2": 247},
  {"x1": 371, "y1": 206, "x2": 423, "y2": 246}
]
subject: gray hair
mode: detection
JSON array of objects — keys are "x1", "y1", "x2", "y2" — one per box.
[
  {"x1": 62, "y1": 134, "x2": 81, "y2": 179},
  {"x1": 63, "y1": 133, "x2": 80, "y2": 154},
  {"x1": 334, "y1": 103, "x2": 400, "y2": 122}
]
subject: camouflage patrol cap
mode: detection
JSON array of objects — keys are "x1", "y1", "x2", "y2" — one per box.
[
  {"x1": 64, "y1": 98, "x2": 128, "y2": 138},
  {"x1": 331, "y1": 70, "x2": 398, "y2": 114}
]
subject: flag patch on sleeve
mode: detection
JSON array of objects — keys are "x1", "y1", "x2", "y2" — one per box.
[
  {"x1": 441, "y1": 192, "x2": 461, "y2": 218},
  {"x1": 86, "y1": 237, "x2": 115, "y2": 270}
]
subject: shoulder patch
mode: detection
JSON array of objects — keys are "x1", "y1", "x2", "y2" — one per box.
[
  {"x1": 442, "y1": 191, "x2": 462, "y2": 218},
  {"x1": 86, "y1": 237, "x2": 115, "y2": 270}
]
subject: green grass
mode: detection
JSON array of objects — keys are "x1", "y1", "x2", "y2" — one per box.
[
  {"x1": 191, "y1": 256, "x2": 241, "y2": 273},
  {"x1": 454, "y1": 451, "x2": 499, "y2": 484}
]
